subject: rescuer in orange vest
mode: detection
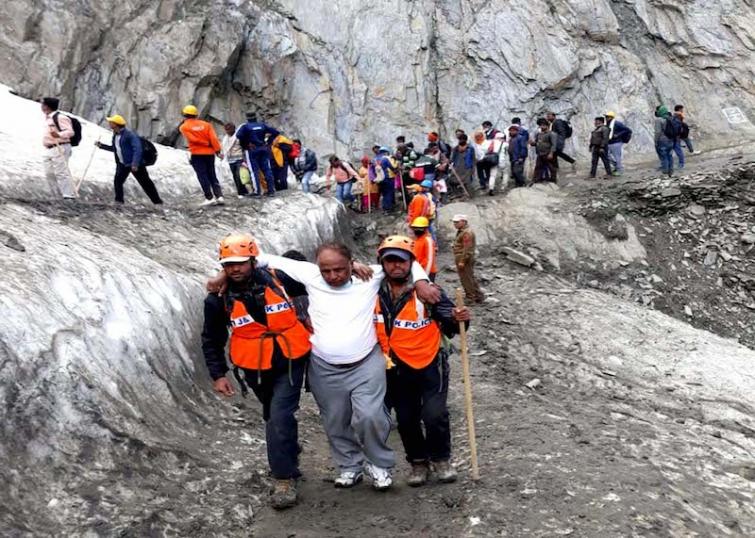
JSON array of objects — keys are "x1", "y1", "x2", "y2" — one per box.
[
  {"x1": 373, "y1": 236, "x2": 470, "y2": 487},
  {"x1": 202, "y1": 233, "x2": 311, "y2": 510},
  {"x1": 410, "y1": 216, "x2": 437, "y2": 281}
]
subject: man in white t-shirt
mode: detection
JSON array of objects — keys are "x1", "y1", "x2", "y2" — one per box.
[{"x1": 252, "y1": 242, "x2": 439, "y2": 491}]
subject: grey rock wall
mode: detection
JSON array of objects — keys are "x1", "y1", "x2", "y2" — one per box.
[{"x1": 1, "y1": 0, "x2": 754, "y2": 159}]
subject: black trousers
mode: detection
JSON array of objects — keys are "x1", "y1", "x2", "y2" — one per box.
[
  {"x1": 190, "y1": 154, "x2": 223, "y2": 199},
  {"x1": 244, "y1": 352, "x2": 306, "y2": 479},
  {"x1": 113, "y1": 163, "x2": 162, "y2": 204},
  {"x1": 534, "y1": 155, "x2": 557, "y2": 183},
  {"x1": 555, "y1": 149, "x2": 575, "y2": 164},
  {"x1": 229, "y1": 160, "x2": 247, "y2": 195},
  {"x1": 590, "y1": 147, "x2": 612, "y2": 177},
  {"x1": 475, "y1": 162, "x2": 493, "y2": 189},
  {"x1": 387, "y1": 351, "x2": 451, "y2": 463},
  {"x1": 510, "y1": 160, "x2": 526, "y2": 186}
]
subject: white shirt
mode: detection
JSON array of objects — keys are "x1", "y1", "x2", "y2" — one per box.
[
  {"x1": 114, "y1": 133, "x2": 124, "y2": 164},
  {"x1": 257, "y1": 253, "x2": 428, "y2": 364}
]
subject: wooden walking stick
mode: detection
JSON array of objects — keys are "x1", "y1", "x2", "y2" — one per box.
[
  {"x1": 397, "y1": 167, "x2": 408, "y2": 211},
  {"x1": 365, "y1": 173, "x2": 371, "y2": 214},
  {"x1": 76, "y1": 136, "x2": 100, "y2": 192},
  {"x1": 455, "y1": 288, "x2": 480, "y2": 481},
  {"x1": 449, "y1": 164, "x2": 472, "y2": 199}
]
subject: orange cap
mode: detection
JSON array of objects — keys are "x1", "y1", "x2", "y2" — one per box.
[{"x1": 218, "y1": 233, "x2": 259, "y2": 264}]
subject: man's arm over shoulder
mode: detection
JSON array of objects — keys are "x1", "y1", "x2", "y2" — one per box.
[{"x1": 202, "y1": 294, "x2": 230, "y2": 380}]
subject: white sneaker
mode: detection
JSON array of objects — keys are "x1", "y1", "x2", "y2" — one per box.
[
  {"x1": 334, "y1": 470, "x2": 363, "y2": 488},
  {"x1": 237, "y1": 194, "x2": 245, "y2": 199},
  {"x1": 214, "y1": 196, "x2": 225, "y2": 205},
  {"x1": 199, "y1": 198, "x2": 214, "y2": 207},
  {"x1": 364, "y1": 462, "x2": 392, "y2": 491}
]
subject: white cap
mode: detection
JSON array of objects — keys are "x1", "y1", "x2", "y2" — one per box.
[
  {"x1": 220, "y1": 256, "x2": 251, "y2": 264},
  {"x1": 452, "y1": 214, "x2": 468, "y2": 222}
]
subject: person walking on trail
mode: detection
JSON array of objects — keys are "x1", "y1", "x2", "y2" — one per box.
[
  {"x1": 510, "y1": 117, "x2": 530, "y2": 141},
  {"x1": 202, "y1": 234, "x2": 311, "y2": 510},
  {"x1": 487, "y1": 131, "x2": 509, "y2": 194},
  {"x1": 95, "y1": 114, "x2": 163, "y2": 205},
  {"x1": 654, "y1": 105, "x2": 677, "y2": 176},
  {"x1": 531, "y1": 118, "x2": 558, "y2": 183},
  {"x1": 472, "y1": 130, "x2": 495, "y2": 192},
  {"x1": 672, "y1": 105, "x2": 694, "y2": 168},
  {"x1": 507, "y1": 125, "x2": 528, "y2": 188},
  {"x1": 674, "y1": 104, "x2": 699, "y2": 156},
  {"x1": 375, "y1": 236, "x2": 470, "y2": 487},
  {"x1": 450, "y1": 133, "x2": 476, "y2": 197},
  {"x1": 221, "y1": 122, "x2": 250, "y2": 198},
  {"x1": 453, "y1": 214, "x2": 484, "y2": 304},
  {"x1": 605, "y1": 111, "x2": 632, "y2": 176},
  {"x1": 179, "y1": 105, "x2": 224, "y2": 206},
  {"x1": 290, "y1": 139, "x2": 318, "y2": 194},
  {"x1": 213, "y1": 243, "x2": 441, "y2": 491},
  {"x1": 427, "y1": 131, "x2": 451, "y2": 159},
  {"x1": 545, "y1": 111, "x2": 576, "y2": 172},
  {"x1": 406, "y1": 179, "x2": 435, "y2": 225},
  {"x1": 376, "y1": 146, "x2": 400, "y2": 213},
  {"x1": 325, "y1": 155, "x2": 358, "y2": 205},
  {"x1": 358, "y1": 156, "x2": 380, "y2": 211},
  {"x1": 410, "y1": 217, "x2": 437, "y2": 281},
  {"x1": 482, "y1": 120, "x2": 500, "y2": 140},
  {"x1": 588, "y1": 116, "x2": 612, "y2": 180},
  {"x1": 41, "y1": 97, "x2": 77, "y2": 199},
  {"x1": 271, "y1": 133, "x2": 294, "y2": 191},
  {"x1": 235, "y1": 112, "x2": 279, "y2": 197}
]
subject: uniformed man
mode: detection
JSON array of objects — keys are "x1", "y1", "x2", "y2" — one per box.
[{"x1": 452, "y1": 214, "x2": 484, "y2": 303}]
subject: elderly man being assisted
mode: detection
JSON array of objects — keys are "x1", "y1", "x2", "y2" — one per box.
[{"x1": 238, "y1": 243, "x2": 440, "y2": 491}]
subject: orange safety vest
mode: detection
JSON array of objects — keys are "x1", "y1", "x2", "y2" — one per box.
[
  {"x1": 374, "y1": 292, "x2": 441, "y2": 369},
  {"x1": 228, "y1": 286, "x2": 311, "y2": 371}
]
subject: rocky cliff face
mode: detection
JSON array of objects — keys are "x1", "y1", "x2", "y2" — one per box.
[{"x1": 1, "y1": 0, "x2": 754, "y2": 159}]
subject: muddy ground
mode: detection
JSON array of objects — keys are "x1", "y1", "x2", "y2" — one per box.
[{"x1": 3, "y1": 148, "x2": 755, "y2": 537}]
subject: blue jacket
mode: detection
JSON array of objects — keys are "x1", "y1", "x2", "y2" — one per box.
[
  {"x1": 451, "y1": 145, "x2": 475, "y2": 169},
  {"x1": 99, "y1": 128, "x2": 142, "y2": 167},
  {"x1": 508, "y1": 133, "x2": 529, "y2": 162},
  {"x1": 379, "y1": 154, "x2": 398, "y2": 177},
  {"x1": 235, "y1": 121, "x2": 279, "y2": 148},
  {"x1": 608, "y1": 120, "x2": 631, "y2": 144}
]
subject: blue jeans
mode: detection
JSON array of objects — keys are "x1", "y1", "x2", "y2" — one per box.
[
  {"x1": 657, "y1": 140, "x2": 674, "y2": 174},
  {"x1": 380, "y1": 179, "x2": 395, "y2": 210},
  {"x1": 673, "y1": 140, "x2": 685, "y2": 168},
  {"x1": 300, "y1": 170, "x2": 314, "y2": 193},
  {"x1": 244, "y1": 352, "x2": 306, "y2": 479},
  {"x1": 335, "y1": 181, "x2": 354, "y2": 203},
  {"x1": 247, "y1": 147, "x2": 275, "y2": 194},
  {"x1": 607, "y1": 142, "x2": 623, "y2": 173}
]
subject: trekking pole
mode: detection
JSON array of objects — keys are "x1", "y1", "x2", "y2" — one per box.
[
  {"x1": 449, "y1": 164, "x2": 472, "y2": 199},
  {"x1": 455, "y1": 288, "x2": 480, "y2": 481},
  {"x1": 398, "y1": 169, "x2": 408, "y2": 211},
  {"x1": 365, "y1": 175, "x2": 371, "y2": 214},
  {"x1": 76, "y1": 136, "x2": 100, "y2": 192}
]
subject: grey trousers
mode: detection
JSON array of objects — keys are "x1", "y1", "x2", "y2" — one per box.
[
  {"x1": 44, "y1": 145, "x2": 77, "y2": 198},
  {"x1": 308, "y1": 345, "x2": 395, "y2": 472}
]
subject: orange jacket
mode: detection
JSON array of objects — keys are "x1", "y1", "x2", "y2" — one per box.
[
  {"x1": 413, "y1": 233, "x2": 437, "y2": 275},
  {"x1": 374, "y1": 293, "x2": 441, "y2": 369},
  {"x1": 179, "y1": 118, "x2": 221, "y2": 155},
  {"x1": 407, "y1": 192, "x2": 435, "y2": 223}
]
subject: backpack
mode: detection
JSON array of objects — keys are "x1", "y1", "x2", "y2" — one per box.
[
  {"x1": 663, "y1": 117, "x2": 681, "y2": 140},
  {"x1": 564, "y1": 121, "x2": 573, "y2": 139},
  {"x1": 620, "y1": 127, "x2": 633, "y2": 144},
  {"x1": 140, "y1": 137, "x2": 158, "y2": 166},
  {"x1": 680, "y1": 122, "x2": 690, "y2": 140},
  {"x1": 52, "y1": 112, "x2": 82, "y2": 147}
]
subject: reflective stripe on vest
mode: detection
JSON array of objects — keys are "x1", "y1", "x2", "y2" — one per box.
[
  {"x1": 229, "y1": 286, "x2": 311, "y2": 371},
  {"x1": 374, "y1": 293, "x2": 441, "y2": 369}
]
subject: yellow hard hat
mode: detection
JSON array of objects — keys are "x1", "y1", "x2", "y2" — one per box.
[
  {"x1": 106, "y1": 114, "x2": 126, "y2": 126},
  {"x1": 182, "y1": 104, "x2": 199, "y2": 116},
  {"x1": 410, "y1": 216, "x2": 430, "y2": 228},
  {"x1": 605, "y1": 110, "x2": 616, "y2": 117}
]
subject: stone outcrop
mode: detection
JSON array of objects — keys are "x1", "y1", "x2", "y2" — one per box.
[{"x1": 1, "y1": 0, "x2": 754, "y2": 160}]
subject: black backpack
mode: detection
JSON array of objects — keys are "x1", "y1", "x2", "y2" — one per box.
[
  {"x1": 663, "y1": 117, "x2": 682, "y2": 139},
  {"x1": 679, "y1": 122, "x2": 690, "y2": 140},
  {"x1": 564, "y1": 121, "x2": 573, "y2": 139},
  {"x1": 52, "y1": 112, "x2": 82, "y2": 147},
  {"x1": 140, "y1": 137, "x2": 158, "y2": 166}
]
